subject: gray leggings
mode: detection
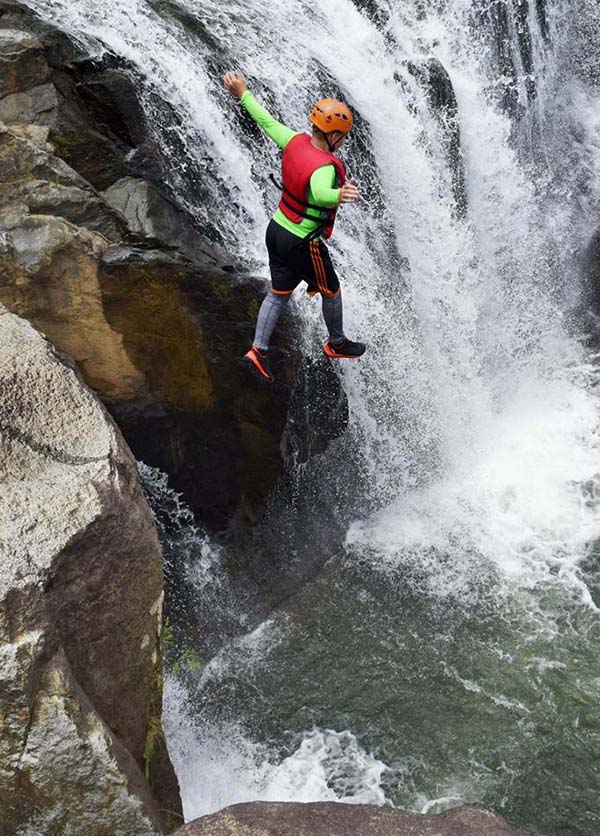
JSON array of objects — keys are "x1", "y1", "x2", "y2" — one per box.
[{"x1": 253, "y1": 290, "x2": 344, "y2": 352}]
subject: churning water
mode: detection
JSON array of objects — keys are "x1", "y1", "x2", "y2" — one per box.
[{"x1": 24, "y1": 0, "x2": 600, "y2": 833}]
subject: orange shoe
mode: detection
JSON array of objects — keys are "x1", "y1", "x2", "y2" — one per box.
[
  {"x1": 323, "y1": 338, "x2": 366, "y2": 359},
  {"x1": 240, "y1": 346, "x2": 274, "y2": 382}
]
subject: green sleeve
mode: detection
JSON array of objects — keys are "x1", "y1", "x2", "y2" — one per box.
[
  {"x1": 240, "y1": 90, "x2": 298, "y2": 149},
  {"x1": 309, "y1": 165, "x2": 342, "y2": 206}
]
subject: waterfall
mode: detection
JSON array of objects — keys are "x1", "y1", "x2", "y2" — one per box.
[{"x1": 23, "y1": 1, "x2": 600, "y2": 833}]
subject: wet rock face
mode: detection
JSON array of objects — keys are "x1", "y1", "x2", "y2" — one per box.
[
  {"x1": 0, "y1": 307, "x2": 181, "y2": 834},
  {"x1": 581, "y1": 227, "x2": 600, "y2": 327},
  {"x1": 404, "y1": 58, "x2": 467, "y2": 219},
  {"x1": 282, "y1": 355, "x2": 349, "y2": 466},
  {"x1": 174, "y1": 801, "x2": 532, "y2": 836},
  {"x1": 0, "y1": 28, "x2": 50, "y2": 96},
  {"x1": 476, "y1": 0, "x2": 548, "y2": 116},
  {"x1": 350, "y1": 0, "x2": 390, "y2": 28},
  {"x1": 0, "y1": 124, "x2": 126, "y2": 240}
]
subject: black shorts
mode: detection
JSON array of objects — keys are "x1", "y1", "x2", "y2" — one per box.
[{"x1": 265, "y1": 218, "x2": 340, "y2": 298}]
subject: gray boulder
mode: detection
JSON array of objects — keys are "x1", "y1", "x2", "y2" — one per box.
[
  {"x1": 102, "y1": 176, "x2": 174, "y2": 238},
  {"x1": 0, "y1": 307, "x2": 181, "y2": 834}
]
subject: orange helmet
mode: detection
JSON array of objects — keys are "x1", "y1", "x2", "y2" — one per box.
[{"x1": 309, "y1": 98, "x2": 353, "y2": 134}]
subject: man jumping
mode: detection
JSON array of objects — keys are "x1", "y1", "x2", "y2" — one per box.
[{"x1": 224, "y1": 70, "x2": 366, "y2": 383}]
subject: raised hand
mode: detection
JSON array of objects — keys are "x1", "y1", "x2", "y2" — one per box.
[{"x1": 224, "y1": 70, "x2": 247, "y2": 99}]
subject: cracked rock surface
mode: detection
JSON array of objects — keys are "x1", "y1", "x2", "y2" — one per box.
[{"x1": 0, "y1": 306, "x2": 180, "y2": 835}]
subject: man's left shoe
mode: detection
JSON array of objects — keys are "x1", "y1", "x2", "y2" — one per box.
[
  {"x1": 323, "y1": 338, "x2": 366, "y2": 359},
  {"x1": 238, "y1": 345, "x2": 275, "y2": 382}
]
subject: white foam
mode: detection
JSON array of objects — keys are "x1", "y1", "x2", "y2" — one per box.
[
  {"x1": 164, "y1": 679, "x2": 388, "y2": 820},
  {"x1": 346, "y1": 371, "x2": 600, "y2": 603}
]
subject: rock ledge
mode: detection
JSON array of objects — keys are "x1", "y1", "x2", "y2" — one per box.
[{"x1": 174, "y1": 801, "x2": 532, "y2": 836}]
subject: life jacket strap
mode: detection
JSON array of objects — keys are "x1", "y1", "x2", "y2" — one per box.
[
  {"x1": 270, "y1": 174, "x2": 330, "y2": 214},
  {"x1": 279, "y1": 194, "x2": 333, "y2": 222},
  {"x1": 271, "y1": 173, "x2": 336, "y2": 226}
]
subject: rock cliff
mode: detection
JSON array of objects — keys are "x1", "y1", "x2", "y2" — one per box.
[{"x1": 0, "y1": 306, "x2": 181, "y2": 834}]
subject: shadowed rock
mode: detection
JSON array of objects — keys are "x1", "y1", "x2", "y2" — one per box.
[
  {"x1": 579, "y1": 227, "x2": 600, "y2": 331},
  {"x1": 97, "y1": 246, "x2": 346, "y2": 530}
]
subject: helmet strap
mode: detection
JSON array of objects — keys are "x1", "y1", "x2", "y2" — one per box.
[{"x1": 324, "y1": 132, "x2": 337, "y2": 152}]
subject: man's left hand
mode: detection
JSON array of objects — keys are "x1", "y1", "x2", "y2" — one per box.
[{"x1": 340, "y1": 179, "x2": 360, "y2": 204}]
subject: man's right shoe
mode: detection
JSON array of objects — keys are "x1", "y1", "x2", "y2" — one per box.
[
  {"x1": 323, "y1": 338, "x2": 366, "y2": 359},
  {"x1": 239, "y1": 345, "x2": 274, "y2": 382}
]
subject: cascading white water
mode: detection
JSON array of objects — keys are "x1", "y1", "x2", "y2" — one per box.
[{"x1": 24, "y1": 0, "x2": 600, "y2": 832}]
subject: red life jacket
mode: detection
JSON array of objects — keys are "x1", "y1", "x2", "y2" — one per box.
[{"x1": 278, "y1": 133, "x2": 346, "y2": 239}]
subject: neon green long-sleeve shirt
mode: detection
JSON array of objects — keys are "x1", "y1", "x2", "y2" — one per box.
[{"x1": 240, "y1": 90, "x2": 342, "y2": 238}]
